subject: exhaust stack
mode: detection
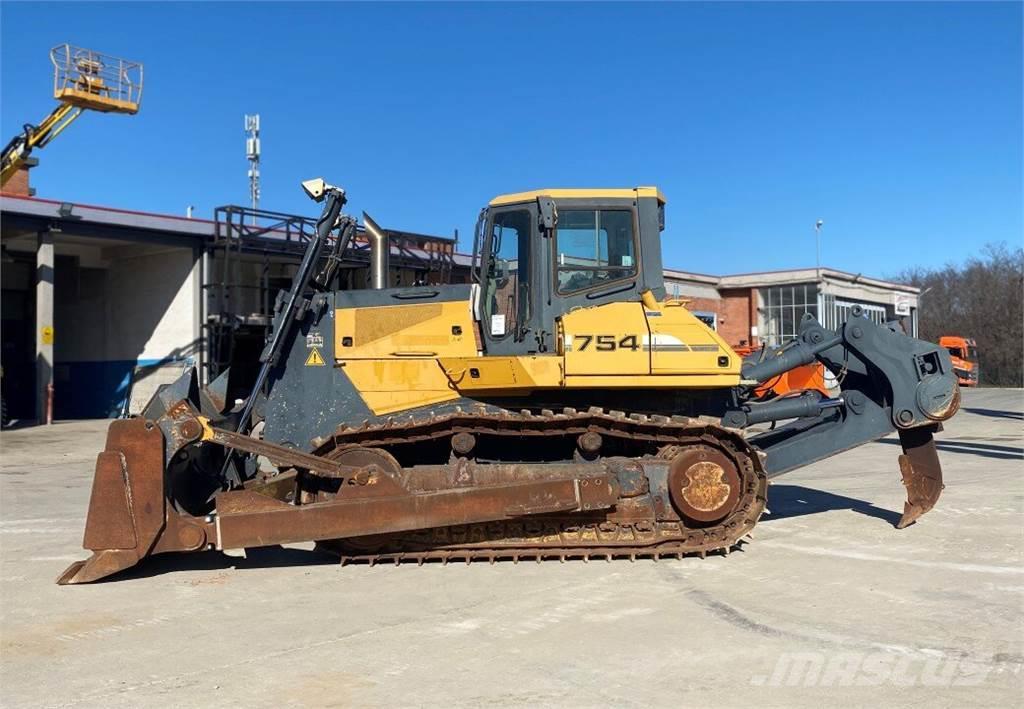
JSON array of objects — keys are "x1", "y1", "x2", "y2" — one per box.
[{"x1": 363, "y1": 212, "x2": 389, "y2": 290}]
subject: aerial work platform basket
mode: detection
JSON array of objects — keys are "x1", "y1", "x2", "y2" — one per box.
[{"x1": 50, "y1": 44, "x2": 143, "y2": 114}]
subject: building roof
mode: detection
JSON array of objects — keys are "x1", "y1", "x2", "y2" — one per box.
[
  {"x1": 2, "y1": 191, "x2": 917, "y2": 296},
  {"x1": 664, "y1": 265, "x2": 919, "y2": 295},
  {"x1": 1, "y1": 192, "x2": 213, "y2": 241},
  {"x1": 0, "y1": 192, "x2": 455, "y2": 264}
]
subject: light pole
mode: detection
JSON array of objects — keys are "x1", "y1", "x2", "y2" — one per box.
[
  {"x1": 814, "y1": 219, "x2": 825, "y2": 329},
  {"x1": 914, "y1": 286, "x2": 933, "y2": 338},
  {"x1": 815, "y1": 219, "x2": 824, "y2": 282}
]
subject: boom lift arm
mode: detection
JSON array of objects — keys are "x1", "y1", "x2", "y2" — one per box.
[
  {"x1": 1, "y1": 44, "x2": 142, "y2": 190},
  {"x1": 0, "y1": 103, "x2": 83, "y2": 186}
]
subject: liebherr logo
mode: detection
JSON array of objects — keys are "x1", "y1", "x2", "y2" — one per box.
[{"x1": 749, "y1": 649, "x2": 1001, "y2": 687}]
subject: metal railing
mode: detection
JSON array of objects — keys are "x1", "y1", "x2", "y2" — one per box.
[
  {"x1": 50, "y1": 44, "x2": 143, "y2": 113},
  {"x1": 203, "y1": 204, "x2": 457, "y2": 381}
]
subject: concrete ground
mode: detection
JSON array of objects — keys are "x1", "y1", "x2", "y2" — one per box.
[{"x1": 1, "y1": 388, "x2": 1021, "y2": 708}]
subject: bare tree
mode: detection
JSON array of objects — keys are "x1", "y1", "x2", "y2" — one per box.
[{"x1": 891, "y1": 243, "x2": 1023, "y2": 387}]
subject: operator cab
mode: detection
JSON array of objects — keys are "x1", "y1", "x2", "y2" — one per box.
[{"x1": 473, "y1": 188, "x2": 667, "y2": 356}]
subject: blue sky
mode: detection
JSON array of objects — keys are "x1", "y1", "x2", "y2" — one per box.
[{"x1": 2, "y1": 2, "x2": 1020, "y2": 276}]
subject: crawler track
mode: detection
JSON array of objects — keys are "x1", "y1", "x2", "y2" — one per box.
[{"x1": 308, "y1": 406, "x2": 769, "y2": 565}]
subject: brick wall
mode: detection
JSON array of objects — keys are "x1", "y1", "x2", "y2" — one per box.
[
  {"x1": 719, "y1": 289, "x2": 754, "y2": 348},
  {"x1": 679, "y1": 288, "x2": 757, "y2": 348},
  {"x1": 3, "y1": 166, "x2": 31, "y2": 196},
  {"x1": 680, "y1": 296, "x2": 720, "y2": 315}
]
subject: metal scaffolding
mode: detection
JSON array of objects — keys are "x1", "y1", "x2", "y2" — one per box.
[{"x1": 203, "y1": 204, "x2": 456, "y2": 384}]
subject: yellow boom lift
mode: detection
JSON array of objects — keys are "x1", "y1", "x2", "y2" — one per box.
[{"x1": 0, "y1": 44, "x2": 143, "y2": 189}]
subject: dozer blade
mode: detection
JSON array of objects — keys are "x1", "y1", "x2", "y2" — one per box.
[
  {"x1": 58, "y1": 405, "x2": 635, "y2": 584},
  {"x1": 57, "y1": 418, "x2": 197, "y2": 584},
  {"x1": 896, "y1": 425, "x2": 945, "y2": 529}
]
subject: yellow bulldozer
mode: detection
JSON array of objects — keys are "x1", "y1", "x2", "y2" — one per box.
[{"x1": 58, "y1": 179, "x2": 959, "y2": 584}]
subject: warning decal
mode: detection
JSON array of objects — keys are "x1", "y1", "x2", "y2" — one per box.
[{"x1": 304, "y1": 348, "x2": 325, "y2": 366}]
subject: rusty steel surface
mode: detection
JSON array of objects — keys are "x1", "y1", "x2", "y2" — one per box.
[
  {"x1": 450, "y1": 431, "x2": 476, "y2": 456},
  {"x1": 58, "y1": 397, "x2": 954, "y2": 582},
  {"x1": 215, "y1": 473, "x2": 621, "y2": 549},
  {"x1": 896, "y1": 425, "x2": 945, "y2": 529},
  {"x1": 211, "y1": 427, "x2": 364, "y2": 478},
  {"x1": 57, "y1": 419, "x2": 167, "y2": 584},
  {"x1": 302, "y1": 446, "x2": 404, "y2": 502},
  {"x1": 57, "y1": 404, "x2": 771, "y2": 583},
  {"x1": 312, "y1": 406, "x2": 745, "y2": 453},
  {"x1": 923, "y1": 379, "x2": 962, "y2": 422},
  {"x1": 577, "y1": 431, "x2": 603, "y2": 458},
  {"x1": 314, "y1": 408, "x2": 767, "y2": 566},
  {"x1": 662, "y1": 445, "x2": 742, "y2": 524}
]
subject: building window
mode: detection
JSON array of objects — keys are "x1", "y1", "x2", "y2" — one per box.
[
  {"x1": 834, "y1": 300, "x2": 886, "y2": 326},
  {"x1": 820, "y1": 293, "x2": 890, "y2": 331},
  {"x1": 691, "y1": 311, "x2": 717, "y2": 330},
  {"x1": 758, "y1": 284, "x2": 818, "y2": 346}
]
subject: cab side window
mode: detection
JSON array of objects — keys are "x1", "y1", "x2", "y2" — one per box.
[{"x1": 555, "y1": 209, "x2": 636, "y2": 293}]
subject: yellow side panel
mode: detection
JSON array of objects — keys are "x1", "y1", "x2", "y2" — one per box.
[
  {"x1": 334, "y1": 301, "x2": 476, "y2": 359},
  {"x1": 563, "y1": 374, "x2": 737, "y2": 388},
  {"x1": 438, "y1": 355, "x2": 563, "y2": 393},
  {"x1": 342, "y1": 359, "x2": 458, "y2": 415},
  {"x1": 562, "y1": 302, "x2": 651, "y2": 376},
  {"x1": 646, "y1": 302, "x2": 740, "y2": 377}
]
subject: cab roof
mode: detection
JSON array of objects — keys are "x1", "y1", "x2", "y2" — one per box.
[{"x1": 488, "y1": 187, "x2": 666, "y2": 207}]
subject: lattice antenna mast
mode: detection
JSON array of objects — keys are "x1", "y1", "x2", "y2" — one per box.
[{"x1": 245, "y1": 114, "x2": 261, "y2": 225}]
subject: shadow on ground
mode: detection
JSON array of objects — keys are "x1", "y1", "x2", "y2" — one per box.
[
  {"x1": 763, "y1": 484, "x2": 903, "y2": 527},
  {"x1": 0, "y1": 419, "x2": 43, "y2": 431},
  {"x1": 70, "y1": 485, "x2": 914, "y2": 583},
  {"x1": 876, "y1": 437, "x2": 1023, "y2": 460},
  {"x1": 76, "y1": 546, "x2": 339, "y2": 584},
  {"x1": 65, "y1": 486, "x2": 908, "y2": 583},
  {"x1": 961, "y1": 407, "x2": 1023, "y2": 421}
]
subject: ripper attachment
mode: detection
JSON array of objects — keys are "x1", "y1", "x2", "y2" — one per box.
[{"x1": 725, "y1": 307, "x2": 958, "y2": 528}]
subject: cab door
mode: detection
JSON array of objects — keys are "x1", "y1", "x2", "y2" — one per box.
[{"x1": 479, "y1": 206, "x2": 537, "y2": 356}]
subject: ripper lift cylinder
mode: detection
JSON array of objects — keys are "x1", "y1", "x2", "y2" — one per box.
[
  {"x1": 741, "y1": 333, "x2": 842, "y2": 384},
  {"x1": 722, "y1": 392, "x2": 844, "y2": 428}
]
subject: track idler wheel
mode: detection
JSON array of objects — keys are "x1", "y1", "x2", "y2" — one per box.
[
  {"x1": 664, "y1": 445, "x2": 742, "y2": 525},
  {"x1": 305, "y1": 446, "x2": 403, "y2": 503}
]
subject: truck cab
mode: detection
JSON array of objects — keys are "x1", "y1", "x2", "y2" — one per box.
[{"x1": 939, "y1": 335, "x2": 979, "y2": 386}]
